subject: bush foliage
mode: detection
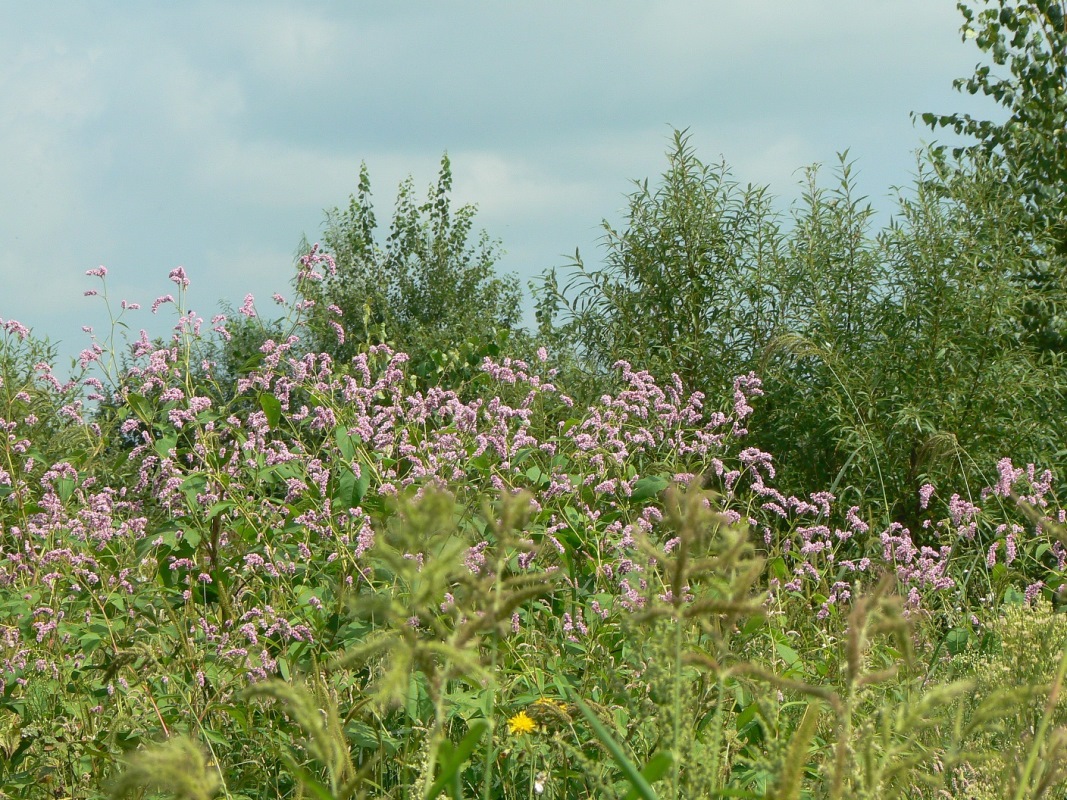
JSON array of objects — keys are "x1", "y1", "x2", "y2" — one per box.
[{"x1": 539, "y1": 131, "x2": 1066, "y2": 521}]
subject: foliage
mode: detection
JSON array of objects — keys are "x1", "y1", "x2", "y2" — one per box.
[
  {"x1": 921, "y1": 0, "x2": 1067, "y2": 234},
  {"x1": 300, "y1": 155, "x2": 525, "y2": 382},
  {"x1": 920, "y1": 0, "x2": 1067, "y2": 350},
  {"x1": 8, "y1": 13, "x2": 1067, "y2": 790},
  {"x1": 941, "y1": 598, "x2": 1067, "y2": 799},
  {"x1": 1, "y1": 264, "x2": 1067, "y2": 798},
  {"x1": 536, "y1": 129, "x2": 785, "y2": 394},
  {"x1": 538, "y1": 130, "x2": 1066, "y2": 519}
]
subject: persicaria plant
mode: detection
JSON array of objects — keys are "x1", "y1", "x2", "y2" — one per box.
[{"x1": 0, "y1": 256, "x2": 1063, "y2": 799}]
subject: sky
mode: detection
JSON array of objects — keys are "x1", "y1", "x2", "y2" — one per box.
[{"x1": 0, "y1": 2, "x2": 1002, "y2": 370}]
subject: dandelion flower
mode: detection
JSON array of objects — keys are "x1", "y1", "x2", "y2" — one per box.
[{"x1": 507, "y1": 710, "x2": 537, "y2": 736}]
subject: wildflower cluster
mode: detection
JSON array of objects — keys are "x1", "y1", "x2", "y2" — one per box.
[{"x1": 0, "y1": 258, "x2": 1064, "y2": 798}]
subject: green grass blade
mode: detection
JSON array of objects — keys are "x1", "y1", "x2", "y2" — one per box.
[
  {"x1": 569, "y1": 694, "x2": 658, "y2": 800},
  {"x1": 424, "y1": 719, "x2": 488, "y2": 800},
  {"x1": 281, "y1": 753, "x2": 337, "y2": 800},
  {"x1": 622, "y1": 751, "x2": 673, "y2": 800}
]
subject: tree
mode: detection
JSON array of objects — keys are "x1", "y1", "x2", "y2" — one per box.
[
  {"x1": 921, "y1": 0, "x2": 1067, "y2": 350},
  {"x1": 536, "y1": 129, "x2": 787, "y2": 394},
  {"x1": 539, "y1": 131, "x2": 1064, "y2": 520},
  {"x1": 300, "y1": 155, "x2": 524, "y2": 379}
]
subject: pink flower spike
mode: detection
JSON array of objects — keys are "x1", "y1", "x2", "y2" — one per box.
[
  {"x1": 151, "y1": 294, "x2": 175, "y2": 314},
  {"x1": 85, "y1": 266, "x2": 107, "y2": 278},
  {"x1": 0, "y1": 319, "x2": 30, "y2": 340},
  {"x1": 168, "y1": 266, "x2": 190, "y2": 288}
]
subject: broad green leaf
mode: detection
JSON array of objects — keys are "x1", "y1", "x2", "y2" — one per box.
[
  {"x1": 207, "y1": 500, "x2": 235, "y2": 519},
  {"x1": 55, "y1": 476, "x2": 75, "y2": 503},
  {"x1": 126, "y1": 392, "x2": 153, "y2": 425},
  {"x1": 354, "y1": 466, "x2": 370, "y2": 504},
  {"x1": 334, "y1": 423, "x2": 357, "y2": 460},
  {"x1": 945, "y1": 627, "x2": 970, "y2": 655},
  {"x1": 525, "y1": 465, "x2": 548, "y2": 487},
  {"x1": 154, "y1": 433, "x2": 177, "y2": 458},
  {"x1": 259, "y1": 392, "x2": 282, "y2": 428},
  {"x1": 333, "y1": 466, "x2": 368, "y2": 509},
  {"x1": 631, "y1": 475, "x2": 670, "y2": 502},
  {"x1": 775, "y1": 641, "x2": 800, "y2": 667}
]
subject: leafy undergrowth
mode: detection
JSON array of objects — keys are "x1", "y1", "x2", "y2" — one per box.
[{"x1": 2, "y1": 262, "x2": 1067, "y2": 799}]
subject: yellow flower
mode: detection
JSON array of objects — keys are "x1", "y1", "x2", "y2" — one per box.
[{"x1": 506, "y1": 710, "x2": 538, "y2": 736}]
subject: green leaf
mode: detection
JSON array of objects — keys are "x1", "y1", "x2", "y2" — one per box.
[
  {"x1": 207, "y1": 500, "x2": 235, "y2": 520},
  {"x1": 354, "y1": 467, "x2": 370, "y2": 504},
  {"x1": 735, "y1": 700, "x2": 759, "y2": 731},
  {"x1": 259, "y1": 392, "x2": 282, "y2": 428},
  {"x1": 569, "y1": 693, "x2": 658, "y2": 800},
  {"x1": 126, "y1": 392, "x2": 153, "y2": 425},
  {"x1": 78, "y1": 630, "x2": 103, "y2": 654},
  {"x1": 280, "y1": 753, "x2": 335, "y2": 800},
  {"x1": 621, "y1": 751, "x2": 673, "y2": 800},
  {"x1": 333, "y1": 466, "x2": 369, "y2": 509},
  {"x1": 741, "y1": 614, "x2": 767, "y2": 636},
  {"x1": 55, "y1": 476, "x2": 76, "y2": 503},
  {"x1": 631, "y1": 475, "x2": 670, "y2": 502},
  {"x1": 334, "y1": 424, "x2": 357, "y2": 460},
  {"x1": 945, "y1": 627, "x2": 970, "y2": 655},
  {"x1": 1003, "y1": 586, "x2": 1025, "y2": 606},
  {"x1": 424, "y1": 719, "x2": 488, "y2": 799},
  {"x1": 154, "y1": 434, "x2": 177, "y2": 458},
  {"x1": 181, "y1": 527, "x2": 202, "y2": 549},
  {"x1": 524, "y1": 465, "x2": 549, "y2": 487},
  {"x1": 775, "y1": 641, "x2": 800, "y2": 668}
]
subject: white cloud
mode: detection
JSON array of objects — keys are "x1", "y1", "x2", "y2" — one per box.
[
  {"x1": 0, "y1": 0, "x2": 1013, "y2": 367},
  {"x1": 450, "y1": 151, "x2": 604, "y2": 219},
  {"x1": 0, "y1": 42, "x2": 108, "y2": 247},
  {"x1": 222, "y1": 5, "x2": 346, "y2": 89},
  {"x1": 187, "y1": 138, "x2": 361, "y2": 209}
]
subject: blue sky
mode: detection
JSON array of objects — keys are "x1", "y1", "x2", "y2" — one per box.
[{"x1": 1, "y1": 2, "x2": 1000, "y2": 368}]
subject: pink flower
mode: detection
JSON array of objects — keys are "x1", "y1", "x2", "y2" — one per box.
[
  {"x1": 151, "y1": 294, "x2": 175, "y2": 314},
  {"x1": 168, "y1": 266, "x2": 190, "y2": 288}
]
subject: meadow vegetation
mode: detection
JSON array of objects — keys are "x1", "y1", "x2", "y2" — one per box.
[{"x1": 3, "y1": 2, "x2": 1067, "y2": 797}]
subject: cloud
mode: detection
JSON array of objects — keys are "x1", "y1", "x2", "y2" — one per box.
[
  {"x1": 224, "y1": 6, "x2": 345, "y2": 90},
  {"x1": 450, "y1": 151, "x2": 605, "y2": 219},
  {"x1": 0, "y1": 1, "x2": 1012, "y2": 370},
  {"x1": 0, "y1": 41, "x2": 108, "y2": 246}
]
